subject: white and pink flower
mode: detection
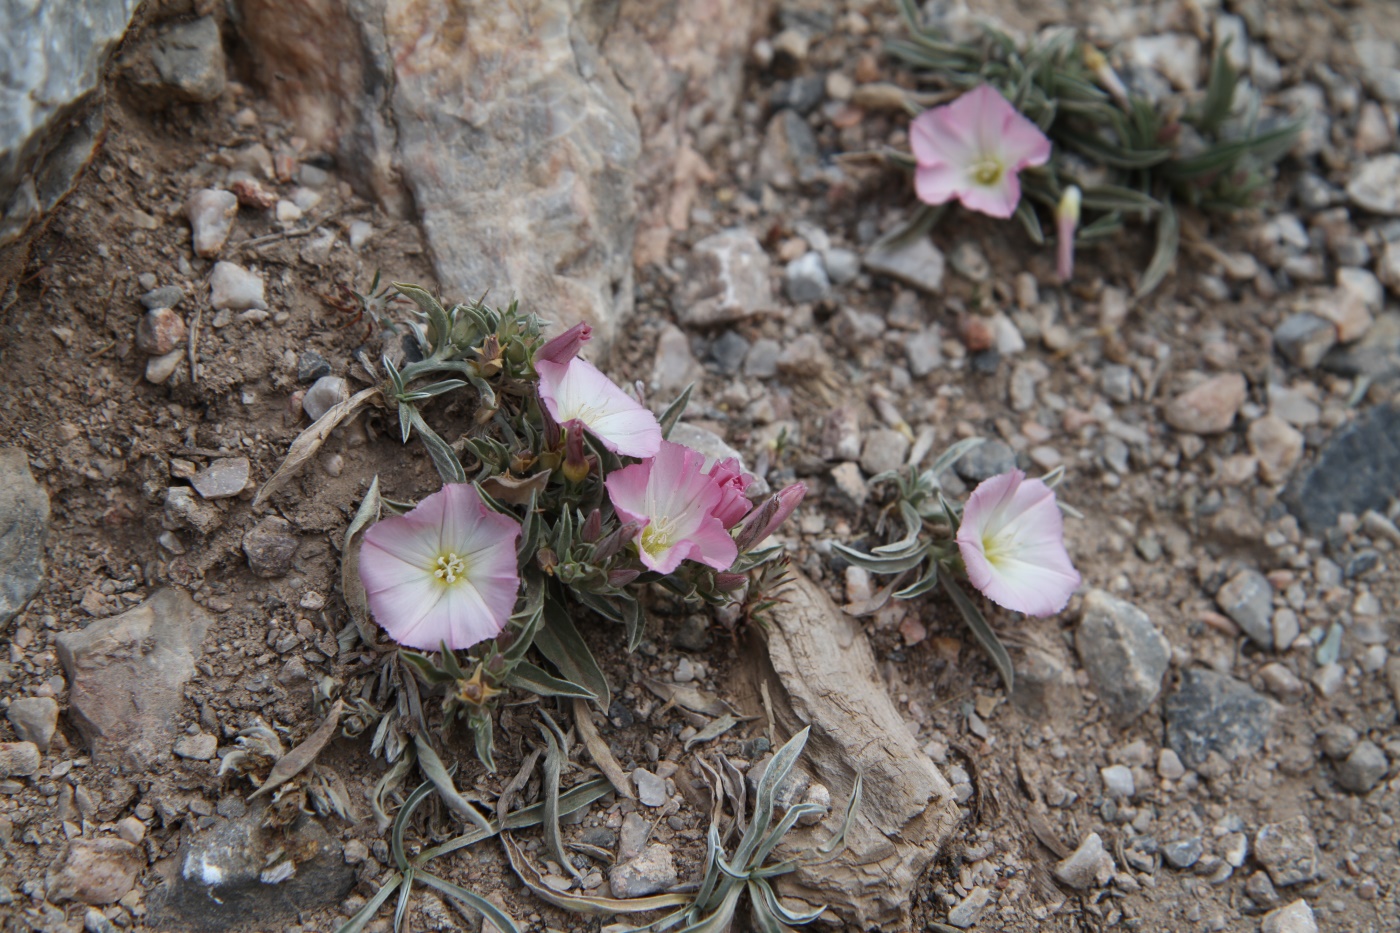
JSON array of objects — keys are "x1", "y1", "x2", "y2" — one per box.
[
  {"x1": 537, "y1": 358, "x2": 661, "y2": 460},
  {"x1": 359, "y1": 484, "x2": 522, "y2": 651},
  {"x1": 955, "y1": 470, "x2": 1079, "y2": 617},
  {"x1": 909, "y1": 84, "x2": 1052, "y2": 219},
  {"x1": 605, "y1": 441, "x2": 738, "y2": 574}
]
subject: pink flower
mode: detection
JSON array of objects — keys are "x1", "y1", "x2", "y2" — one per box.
[
  {"x1": 734, "y1": 482, "x2": 806, "y2": 551},
  {"x1": 359, "y1": 484, "x2": 522, "y2": 651},
  {"x1": 955, "y1": 470, "x2": 1079, "y2": 617},
  {"x1": 1056, "y1": 186, "x2": 1081, "y2": 283},
  {"x1": 909, "y1": 85, "x2": 1052, "y2": 219},
  {"x1": 605, "y1": 441, "x2": 738, "y2": 574},
  {"x1": 537, "y1": 358, "x2": 662, "y2": 459},
  {"x1": 536, "y1": 321, "x2": 592, "y2": 366},
  {"x1": 707, "y1": 458, "x2": 755, "y2": 529}
]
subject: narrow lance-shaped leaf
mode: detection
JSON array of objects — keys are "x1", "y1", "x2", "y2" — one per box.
[{"x1": 937, "y1": 564, "x2": 1016, "y2": 692}]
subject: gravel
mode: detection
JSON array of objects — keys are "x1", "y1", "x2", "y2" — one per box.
[
  {"x1": 1053, "y1": 833, "x2": 1115, "y2": 889},
  {"x1": 1213, "y1": 569, "x2": 1275, "y2": 649}
]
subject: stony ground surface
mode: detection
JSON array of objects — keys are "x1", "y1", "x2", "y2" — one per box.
[{"x1": 2, "y1": 1, "x2": 1399, "y2": 932}]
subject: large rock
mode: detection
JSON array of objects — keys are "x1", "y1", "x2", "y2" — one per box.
[
  {"x1": 741, "y1": 571, "x2": 958, "y2": 929},
  {"x1": 1284, "y1": 402, "x2": 1400, "y2": 532},
  {"x1": 1165, "y1": 668, "x2": 1275, "y2": 769},
  {"x1": 149, "y1": 802, "x2": 354, "y2": 932},
  {"x1": 0, "y1": 448, "x2": 49, "y2": 626},
  {"x1": 0, "y1": 1, "x2": 140, "y2": 260},
  {"x1": 1075, "y1": 590, "x2": 1170, "y2": 722},
  {"x1": 234, "y1": 0, "x2": 771, "y2": 355},
  {"x1": 55, "y1": 589, "x2": 212, "y2": 771},
  {"x1": 46, "y1": 837, "x2": 142, "y2": 906}
]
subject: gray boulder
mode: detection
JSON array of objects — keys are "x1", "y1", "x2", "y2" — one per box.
[
  {"x1": 234, "y1": 0, "x2": 773, "y2": 355},
  {"x1": 0, "y1": 1, "x2": 139, "y2": 259},
  {"x1": 0, "y1": 448, "x2": 50, "y2": 626}
]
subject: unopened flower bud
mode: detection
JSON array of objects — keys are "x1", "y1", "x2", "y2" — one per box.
[
  {"x1": 594, "y1": 520, "x2": 642, "y2": 561},
  {"x1": 608, "y1": 568, "x2": 641, "y2": 587},
  {"x1": 713, "y1": 572, "x2": 748, "y2": 592},
  {"x1": 1056, "y1": 186, "x2": 1081, "y2": 284},
  {"x1": 1084, "y1": 45, "x2": 1129, "y2": 108},
  {"x1": 735, "y1": 482, "x2": 807, "y2": 552},
  {"x1": 535, "y1": 321, "x2": 592, "y2": 366},
  {"x1": 562, "y1": 422, "x2": 590, "y2": 484},
  {"x1": 581, "y1": 509, "x2": 603, "y2": 542}
]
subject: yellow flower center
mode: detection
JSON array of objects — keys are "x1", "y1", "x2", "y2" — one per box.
[
  {"x1": 971, "y1": 157, "x2": 1005, "y2": 186},
  {"x1": 981, "y1": 530, "x2": 1011, "y2": 568},
  {"x1": 432, "y1": 552, "x2": 467, "y2": 586},
  {"x1": 640, "y1": 518, "x2": 678, "y2": 559}
]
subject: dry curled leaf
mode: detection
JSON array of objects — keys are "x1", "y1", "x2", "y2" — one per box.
[
  {"x1": 250, "y1": 699, "x2": 344, "y2": 800},
  {"x1": 254, "y1": 387, "x2": 381, "y2": 508}
]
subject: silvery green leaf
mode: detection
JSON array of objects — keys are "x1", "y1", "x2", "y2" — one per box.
[
  {"x1": 659, "y1": 384, "x2": 693, "y2": 439},
  {"x1": 536, "y1": 597, "x2": 611, "y2": 709},
  {"x1": 414, "y1": 736, "x2": 493, "y2": 833},
  {"x1": 506, "y1": 661, "x2": 596, "y2": 699},
  {"x1": 407, "y1": 407, "x2": 467, "y2": 483},
  {"x1": 939, "y1": 565, "x2": 1015, "y2": 692},
  {"x1": 1135, "y1": 200, "x2": 1179, "y2": 298},
  {"x1": 921, "y1": 437, "x2": 984, "y2": 486}
]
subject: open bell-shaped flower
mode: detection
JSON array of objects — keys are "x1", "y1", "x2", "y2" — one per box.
[
  {"x1": 910, "y1": 84, "x2": 1052, "y2": 219},
  {"x1": 955, "y1": 470, "x2": 1079, "y2": 617},
  {"x1": 358, "y1": 484, "x2": 522, "y2": 651},
  {"x1": 537, "y1": 357, "x2": 661, "y2": 459}
]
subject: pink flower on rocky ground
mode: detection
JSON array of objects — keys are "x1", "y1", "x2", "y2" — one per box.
[
  {"x1": 605, "y1": 441, "x2": 738, "y2": 574},
  {"x1": 537, "y1": 357, "x2": 661, "y2": 459},
  {"x1": 359, "y1": 484, "x2": 522, "y2": 651},
  {"x1": 910, "y1": 84, "x2": 1052, "y2": 219},
  {"x1": 955, "y1": 470, "x2": 1079, "y2": 616}
]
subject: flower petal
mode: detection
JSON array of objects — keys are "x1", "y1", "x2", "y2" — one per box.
[
  {"x1": 996, "y1": 104, "x2": 1053, "y2": 170},
  {"x1": 958, "y1": 171, "x2": 1022, "y2": 219},
  {"x1": 960, "y1": 544, "x2": 1080, "y2": 616},
  {"x1": 537, "y1": 359, "x2": 661, "y2": 459},
  {"x1": 358, "y1": 482, "x2": 521, "y2": 652},
  {"x1": 914, "y1": 163, "x2": 966, "y2": 206},
  {"x1": 910, "y1": 105, "x2": 977, "y2": 167}
]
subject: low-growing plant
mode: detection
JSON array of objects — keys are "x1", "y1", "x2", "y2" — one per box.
[
  {"x1": 885, "y1": 0, "x2": 1300, "y2": 294},
  {"x1": 835, "y1": 438, "x2": 1079, "y2": 692}
]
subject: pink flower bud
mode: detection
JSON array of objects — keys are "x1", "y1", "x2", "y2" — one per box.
[
  {"x1": 735, "y1": 482, "x2": 806, "y2": 551},
  {"x1": 1056, "y1": 186, "x2": 1081, "y2": 284},
  {"x1": 535, "y1": 321, "x2": 592, "y2": 366}
]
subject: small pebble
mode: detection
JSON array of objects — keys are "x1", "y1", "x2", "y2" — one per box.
[
  {"x1": 209, "y1": 261, "x2": 267, "y2": 311},
  {"x1": 185, "y1": 188, "x2": 238, "y2": 257}
]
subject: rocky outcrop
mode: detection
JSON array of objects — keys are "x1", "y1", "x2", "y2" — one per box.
[
  {"x1": 0, "y1": 1, "x2": 141, "y2": 258},
  {"x1": 234, "y1": 0, "x2": 771, "y2": 355}
]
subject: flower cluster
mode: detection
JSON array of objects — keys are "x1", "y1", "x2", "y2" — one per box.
[{"x1": 355, "y1": 311, "x2": 804, "y2": 655}]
